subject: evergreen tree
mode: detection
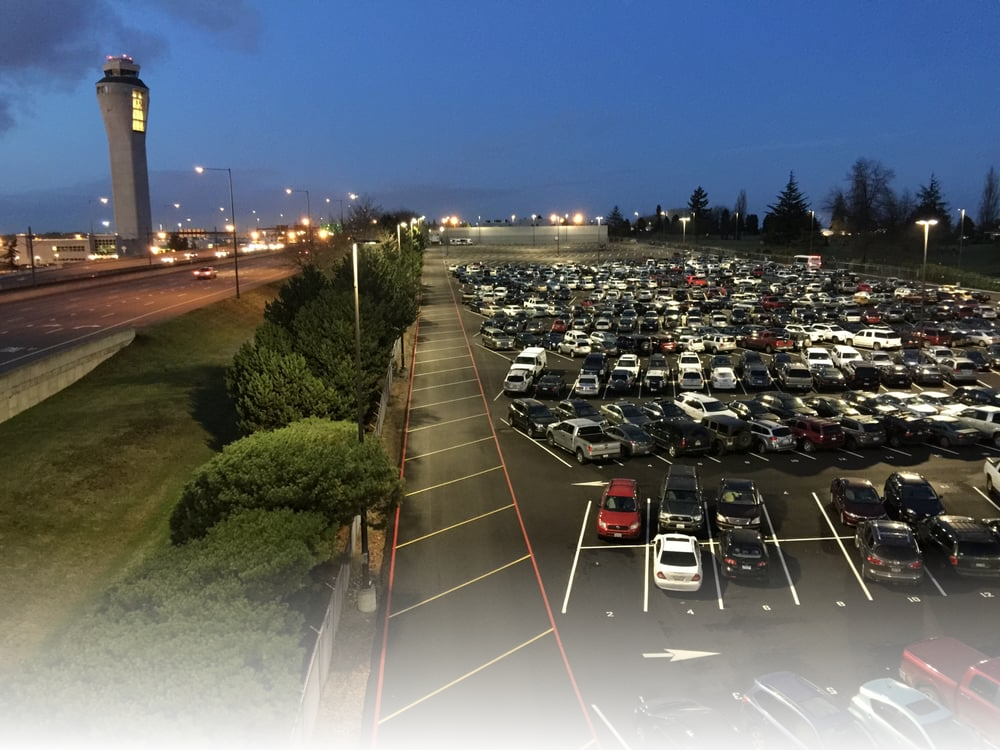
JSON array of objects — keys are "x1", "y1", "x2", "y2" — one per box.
[
  {"x1": 912, "y1": 173, "x2": 951, "y2": 230},
  {"x1": 606, "y1": 206, "x2": 628, "y2": 237},
  {"x1": 765, "y1": 171, "x2": 811, "y2": 244},
  {"x1": 688, "y1": 187, "x2": 709, "y2": 238},
  {"x1": 978, "y1": 166, "x2": 999, "y2": 233}
]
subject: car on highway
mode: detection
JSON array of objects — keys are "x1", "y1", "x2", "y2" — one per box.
[
  {"x1": 192, "y1": 266, "x2": 217, "y2": 279},
  {"x1": 883, "y1": 472, "x2": 945, "y2": 526},
  {"x1": 717, "y1": 528, "x2": 769, "y2": 580},
  {"x1": 596, "y1": 478, "x2": 643, "y2": 541},
  {"x1": 651, "y1": 533, "x2": 703, "y2": 591},
  {"x1": 854, "y1": 519, "x2": 924, "y2": 584},
  {"x1": 830, "y1": 477, "x2": 887, "y2": 527},
  {"x1": 715, "y1": 477, "x2": 763, "y2": 530}
]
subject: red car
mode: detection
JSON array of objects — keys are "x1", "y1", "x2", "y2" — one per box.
[
  {"x1": 596, "y1": 478, "x2": 643, "y2": 540},
  {"x1": 860, "y1": 308, "x2": 882, "y2": 324},
  {"x1": 830, "y1": 477, "x2": 887, "y2": 527},
  {"x1": 742, "y1": 329, "x2": 794, "y2": 353}
]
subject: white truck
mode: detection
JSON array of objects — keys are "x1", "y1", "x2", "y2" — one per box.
[
  {"x1": 984, "y1": 457, "x2": 1000, "y2": 494},
  {"x1": 956, "y1": 405, "x2": 1000, "y2": 447},
  {"x1": 545, "y1": 419, "x2": 621, "y2": 464}
]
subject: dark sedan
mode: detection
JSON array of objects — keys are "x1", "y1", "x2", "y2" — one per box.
[
  {"x1": 879, "y1": 362, "x2": 912, "y2": 388},
  {"x1": 909, "y1": 362, "x2": 945, "y2": 386},
  {"x1": 830, "y1": 477, "x2": 887, "y2": 527},
  {"x1": 603, "y1": 423, "x2": 656, "y2": 458},
  {"x1": 717, "y1": 528, "x2": 769, "y2": 580}
]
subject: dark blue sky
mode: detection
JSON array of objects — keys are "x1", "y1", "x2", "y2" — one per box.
[{"x1": 1, "y1": 0, "x2": 997, "y2": 234}]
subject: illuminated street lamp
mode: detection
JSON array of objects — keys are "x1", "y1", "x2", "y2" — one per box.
[
  {"x1": 285, "y1": 187, "x2": 312, "y2": 250},
  {"x1": 679, "y1": 216, "x2": 690, "y2": 245},
  {"x1": 195, "y1": 165, "x2": 240, "y2": 298},
  {"x1": 958, "y1": 208, "x2": 966, "y2": 269},
  {"x1": 809, "y1": 210, "x2": 815, "y2": 253},
  {"x1": 916, "y1": 218, "x2": 938, "y2": 313}
]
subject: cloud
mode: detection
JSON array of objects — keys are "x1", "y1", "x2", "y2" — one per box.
[{"x1": 0, "y1": 0, "x2": 261, "y2": 134}]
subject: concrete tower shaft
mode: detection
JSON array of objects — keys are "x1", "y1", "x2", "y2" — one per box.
[{"x1": 96, "y1": 55, "x2": 152, "y2": 254}]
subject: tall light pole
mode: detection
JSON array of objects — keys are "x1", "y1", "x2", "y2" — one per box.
[
  {"x1": 351, "y1": 241, "x2": 372, "y2": 593},
  {"x1": 531, "y1": 214, "x2": 537, "y2": 247},
  {"x1": 958, "y1": 208, "x2": 966, "y2": 269},
  {"x1": 195, "y1": 166, "x2": 240, "y2": 298},
  {"x1": 809, "y1": 210, "x2": 815, "y2": 253},
  {"x1": 285, "y1": 187, "x2": 312, "y2": 250},
  {"x1": 679, "y1": 216, "x2": 690, "y2": 245},
  {"x1": 916, "y1": 218, "x2": 938, "y2": 316}
]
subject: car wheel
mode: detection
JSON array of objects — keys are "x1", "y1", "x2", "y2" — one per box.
[
  {"x1": 993, "y1": 433, "x2": 1000, "y2": 449},
  {"x1": 547, "y1": 434, "x2": 555, "y2": 447},
  {"x1": 667, "y1": 443, "x2": 679, "y2": 458},
  {"x1": 873, "y1": 342, "x2": 881, "y2": 350},
  {"x1": 802, "y1": 439, "x2": 815, "y2": 453},
  {"x1": 988, "y1": 475, "x2": 995, "y2": 494},
  {"x1": 575, "y1": 448, "x2": 587, "y2": 464},
  {"x1": 765, "y1": 345, "x2": 773, "y2": 354},
  {"x1": 940, "y1": 436, "x2": 951, "y2": 448},
  {"x1": 756, "y1": 439, "x2": 768, "y2": 453}
]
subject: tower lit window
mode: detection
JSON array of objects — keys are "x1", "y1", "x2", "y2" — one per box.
[{"x1": 131, "y1": 89, "x2": 146, "y2": 132}]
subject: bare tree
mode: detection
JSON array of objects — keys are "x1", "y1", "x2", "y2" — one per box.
[
  {"x1": 978, "y1": 165, "x2": 1000, "y2": 232},
  {"x1": 844, "y1": 157, "x2": 897, "y2": 232},
  {"x1": 345, "y1": 194, "x2": 383, "y2": 236}
]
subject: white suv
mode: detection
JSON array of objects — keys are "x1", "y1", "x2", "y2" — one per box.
[
  {"x1": 674, "y1": 392, "x2": 737, "y2": 421},
  {"x1": 852, "y1": 328, "x2": 902, "y2": 350}
]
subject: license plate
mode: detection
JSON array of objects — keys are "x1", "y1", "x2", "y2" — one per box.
[
  {"x1": 975, "y1": 562, "x2": 987, "y2": 568},
  {"x1": 890, "y1": 566, "x2": 901, "y2": 573},
  {"x1": 741, "y1": 564, "x2": 752, "y2": 570},
  {"x1": 694, "y1": 440, "x2": 703, "y2": 446},
  {"x1": 613, "y1": 533, "x2": 622, "y2": 538}
]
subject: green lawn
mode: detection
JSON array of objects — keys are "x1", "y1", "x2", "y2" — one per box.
[{"x1": 0, "y1": 285, "x2": 277, "y2": 672}]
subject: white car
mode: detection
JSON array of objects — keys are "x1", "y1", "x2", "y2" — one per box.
[
  {"x1": 830, "y1": 344, "x2": 863, "y2": 370},
  {"x1": 675, "y1": 392, "x2": 737, "y2": 421},
  {"x1": 881, "y1": 391, "x2": 938, "y2": 416},
  {"x1": 676, "y1": 352, "x2": 703, "y2": 373},
  {"x1": 677, "y1": 369, "x2": 705, "y2": 391},
  {"x1": 804, "y1": 346, "x2": 835, "y2": 372},
  {"x1": 809, "y1": 323, "x2": 853, "y2": 343},
  {"x1": 651, "y1": 533, "x2": 703, "y2": 591},
  {"x1": 559, "y1": 331, "x2": 592, "y2": 357},
  {"x1": 852, "y1": 328, "x2": 902, "y2": 350},
  {"x1": 710, "y1": 366, "x2": 738, "y2": 390},
  {"x1": 849, "y1": 678, "x2": 984, "y2": 750},
  {"x1": 615, "y1": 353, "x2": 642, "y2": 379}
]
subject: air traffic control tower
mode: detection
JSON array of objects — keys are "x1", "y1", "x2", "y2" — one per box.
[{"x1": 96, "y1": 55, "x2": 152, "y2": 256}]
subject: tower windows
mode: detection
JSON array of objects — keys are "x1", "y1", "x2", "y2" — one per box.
[{"x1": 131, "y1": 89, "x2": 146, "y2": 132}]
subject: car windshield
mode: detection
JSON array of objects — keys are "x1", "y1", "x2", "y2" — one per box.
[
  {"x1": 703, "y1": 400, "x2": 727, "y2": 413},
  {"x1": 619, "y1": 405, "x2": 642, "y2": 418},
  {"x1": 845, "y1": 486, "x2": 880, "y2": 505},
  {"x1": 605, "y1": 495, "x2": 637, "y2": 513},
  {"x1": 664, "y1": 490, "x2": 700, "y2": 512},
  {"x1": 720, "y1": 486, "x2": 758, "y2": 505},
  {"x1": 617, "y1": 424, "x2": 646, "y2": 438}
]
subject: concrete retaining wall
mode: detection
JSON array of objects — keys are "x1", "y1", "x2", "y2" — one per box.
[{"x1": 0, "y1": 329, "x2": 135, "y2": 423}]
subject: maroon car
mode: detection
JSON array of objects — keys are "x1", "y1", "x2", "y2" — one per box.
[
  {"x1": 830, "y1": 477, "x2": 888, "y2": 527},
  {"x1": 742, "y1": 329, "x2": 795, "y2": 354}
]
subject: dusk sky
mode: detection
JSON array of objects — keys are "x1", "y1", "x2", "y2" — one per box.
[{"x1": 1, "y1": 0, "x2": 998, "y2": 235}]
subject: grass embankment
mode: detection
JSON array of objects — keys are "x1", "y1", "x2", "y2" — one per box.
[{"x1": 0, "y1": 285, "x2": 277, "y2": 672}]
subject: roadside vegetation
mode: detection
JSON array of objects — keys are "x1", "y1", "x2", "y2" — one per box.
[{"x1": 0, "y1": 224, "x2": 422, "y2": 748}]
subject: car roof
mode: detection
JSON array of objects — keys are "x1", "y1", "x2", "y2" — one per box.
[{"x1": 857, "y1": 678, "x2": 952, "y2": 724}]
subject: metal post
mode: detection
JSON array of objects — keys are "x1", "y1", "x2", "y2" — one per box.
[
  {"x1": 352, "y1": 243, "x2": 370, "y2": 585},
  {"x1": 227, "y1": 169, "x2": 240, "y2": 298}
]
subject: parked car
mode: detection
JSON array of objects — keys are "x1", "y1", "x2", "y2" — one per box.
[
  {"x1": 916, "y1": 514, "x2": 1000, "y2": 577},
  {"x1": 883, "y1": 471, "x2": 945, "y2": 525},
  {"x1": 507, "y1": 398, "x2": 558, "y2": 438},
  {"x1": 600, "y1": 401, "x2": 650, "y2": 427},
  {"x1": 755, "y1": 391, "x2": 818, "y2": 420},
  {"x1": 675, "y1": 393, "x2": 737, "y2": 421},
  {"x1": 657, "y1": 464, "x2": 705, "y2": 533},
  {"x1": 642, "y1": 399, "x2": 689, "y2": 422},
  {"x1": 646, "y1": 419, "x2": 712, "y2": 459},
  {"x1": 604, "y1": 423, "x2": 656, "y2": 458},
  {"x1": 702, "y1": 414, "x2": 754, "y2": 455},
  {"x1": 534, "y1": 371, "x2": 566, "y2": 399},
  {"x1": 717, "y1": 528, "x2": 769, "y2": 580},
  {"x1": 741, "y1": 671, "x2": 876, "y2": 750},
  {"x1": 925, "y1": 414, "x2": 981, "y2": 448},
  {"x1": 715, "y1": 477, "x2": 763, "y2": 530},
  {"x1": 633, "y1": 697, "x2": 741, "y2": 749},
  {"x1": 482, "y1": 327, "x2": 515, "y2": 350},
  {"x1": 596, "y1": 478, "x2": 643, "y2": 541},
  {"x1": 854, "y1": 519, "x2": 924, "y2": 584},
  {"x1": 839, "y1": 415, "x2": 886, "y2": 450},
  {"x1": 830, "y1": 477, "x2": 887, "y2": 527},
  {"x1": 748, "y1": 419, "x2": 796, "y2": 453},
  {"x1": 554, "y1": 398, "x2": 603, "y2": 423},
  {"x1": 787, "y1": 416, "x2": 846, "y2": 452},
  {"x1": 882, "y1": 412, "x2": 932, "y2": 448},
  {"x1": 571, "y1": 373, "x2": 601, "y2": 398},
  {"x1": 651, "y1": 533, "x2": 703, "y2": 591}
]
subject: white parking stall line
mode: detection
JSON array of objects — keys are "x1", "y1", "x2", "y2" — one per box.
[
  {"x1": 839, "y1": 448, "x2": 865, "y2": 459},
  {"x1": 408, "y1": 412, "x2": 488, "y2": 433},
  {"x1": 811, "y1": 492, "x2": 873, "y2": 601},
  {"x1": 749, "y1": 451, "x2": 770, "y2": 462},
  {"x1": 591, "y1": 703, "x2": 632, "y2": 750},
  {"x1": 409, "y1": 394, "x2": 483, "y2": 410},
  {"x1": 702, "y1": 506, "x2": 725, "y2": 610},
  {"x1": 924, "y1": 567, "x2": 948, "y2": 596},
  {"x1": 883, "y1": 446, "x2": 912, "y2": 457},
  {"x1": 412, "y1": 364, "x2": 475, "y2": 377},
  {"x1": 791, "y1": 450, "x2": 817, "y2": 461},
  {"x1": 924, "y1": 442, "x2": 961, "y2": 456},
  {"x1": 563, "y1": 503, "x2": 592, "y2": 614},
  {"x1": 416, "y1": 344, "x2": 471, "y2": 355},
  {"x1": 973, "y1": 485, "x2": 1000, "y2": 512},
  {"x1": 761, "y1": 504, "x2": 800, "y2": 605},
  {"x1": 411, "y1": 378, "x2": 479, "y2": 392},
  {"x1": 704, "y1": 454, "x2": 722, "y2": 464}
]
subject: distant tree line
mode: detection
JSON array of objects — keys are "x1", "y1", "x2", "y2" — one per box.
[{"x1": 603, "y1": 159, "x2": 1000, "y2": 247}]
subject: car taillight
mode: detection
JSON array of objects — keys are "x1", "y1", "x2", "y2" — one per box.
[
  {"x1": 909, "y1": 560, "x2": 923, "y2": 569},
  {"x1": 723, "y1": 557, "x2": 737, "y2": 566},
  {"x1": 866, "y1": 554, "x2": 885, "y2": 566},
  {"x1": 692, "y1": 573, "x2": 701, "y2": 581},
  {"x1": 949, "y1": 554, "x2": 959, "y2": 566},
  {"x1": 756, "y1": 561, "x2": 768, "y2": 568},
  {"x1": 656, "y1": 571, "x2": 667, "y2": 580},
  {"x1": 680, "y1": 438, "x2": 687, "y2": 448}
]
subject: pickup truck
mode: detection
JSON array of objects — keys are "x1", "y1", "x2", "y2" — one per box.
[
  {"x1": 985, "y1": 457, "x2": 1000, "y2": 495},
  {"x1": 898, "y1": 636, "x2": 1000, "y2": 741},
  {"x1": 545, "y1": 418, "x2": 621, "y2": 464},
  {"x1": 956, "y1": 406, "x2": 1000, "y2": 447}
]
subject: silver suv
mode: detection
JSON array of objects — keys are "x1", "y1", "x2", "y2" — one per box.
[{"x1": 748, "y1": 419, "x2": 796, "y2": 453}]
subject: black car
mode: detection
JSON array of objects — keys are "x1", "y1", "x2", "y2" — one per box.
[
  {"x1": 803, "y1": 396, "x2": 860, "y2": 421},
  {"x1": 883, "y1": 471, "x2": 945, "y2": 525},
  {"x1": 507, "y1": 398, "x2": 558, "y2": 438},
  {"x1": 534, "y1": 372, "x2": 566, "y2": 399},
  {"x1": 702, "y1": 415, "x2": 754, "y2": 455},
  {"x1": 812, "y1": 365, "x2": 847, "y2": 391},
  {"x1": 910, "y1": 362, "x2": 945, "y2": 386},
  {"x1": 879, "y1": 362, "x2": 913, "y2": 388},
  {"x1": 953, "y1": 385, "x2": 1000, "y2": 407},
  {"x1": 717, "y1": 528, "x2": 769, "y2": 580},
  {"x1": 715, "y1": 477, "x2": 763, "y2": 529},
  {"x1": 917, "y1": 515, "x2": 1000, "y2": 577},
  {"x1": 730, "y1": 399, "x2": 781, "y2": 422},
  {"x1": 604, "y1": 423, "x2": 656, "y2": 458},
  {"x1": 645, "y1": 418, "x2": 712, "y2": 458},
  {"x1": 634, "y1": 697, "x2": 741, "y2": 749},
  {"x1": 554, "y1": 398, "x2": 603, "y2": 423},
  {"x1": 642, "y1": 399, "x2": 689, "y2": 421},
  {"x1": 881, "y1": 412, "x2": 932, "y2": 448},
  {"x1": 754, "y1": 391, "x2": 818, "y2": 420},
  {"x1": 964, "y1": 347, "x2": 991, "y2": 371},
  {"x1": 845, "y1": 363, "x2": 880, "y2": 390}
]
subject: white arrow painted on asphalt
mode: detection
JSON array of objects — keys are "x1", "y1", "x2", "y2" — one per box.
[
  {"x1": 572, "y1": 481, "x2": 608, "y2": 487},
  {"x1": 642, "y1": 648, "x2": 720, "y2": 661}
]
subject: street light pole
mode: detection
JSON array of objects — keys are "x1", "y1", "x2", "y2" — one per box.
[
  {"x1": 195, "y1": 166, "x2": 240, "y2": 298},
  {"x1": 679, "y1": 217, "x2": 690, "y2": 245},
  {"x1": 809, "y1": 210, "x2": 815, "y2": 253},
  {"x1": 958, "y1": 208, "x2": 966, "y2": 270},
  {"x1": 916, "y1": 218, "x2": 938, "y2": 317},
  {"x1": 285, "y1": 187, "x2": 312, "y2": 251}
]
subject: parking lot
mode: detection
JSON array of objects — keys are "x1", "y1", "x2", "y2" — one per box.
[{"x1": 373, "y1": 245, "x2": 1000, "y2": 750}]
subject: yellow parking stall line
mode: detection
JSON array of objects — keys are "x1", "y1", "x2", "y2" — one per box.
[
  {"x1": 407, "y1": 412, "x2": 489, "y2": 433},
  {"x1": 397, "y1": 505, "x2": 516, "y2": 548},
  {"x1": 406, "y1": 436, "x2": 495, "y2": 461},
  {"x1": 404, "y1": 465, "x2": 504, "y2": 497},
  {"x1": 377, "y1": 627, "x2": 552, "y2": 723},
  {"x1": 389, "y1": 555, "x2": 531, "y2": 619}
]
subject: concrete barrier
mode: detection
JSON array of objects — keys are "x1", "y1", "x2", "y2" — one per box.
[{"x1": 0, "y1": 329, "x2": 135, "y2": 423}]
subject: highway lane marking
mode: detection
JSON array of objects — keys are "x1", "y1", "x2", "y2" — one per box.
[
  {"x1": 412, "y1": 364, "x2": 475, "y2": 376},
  {"x1": 812, "y1": 491, "x2": 873, "y2": 601},
  {"x1": 388, "y1": 555, "x2": 531, "y2": 619},
  {"x1": 403, "y1": 465, "x2": 504, "y2": 497},
  {"x1": 410, "y1": 378, "x2": 478, "y2": 392},
  {"x1": 762, "y1": 503, "x2": 800, "y2": 606},
  {"x1": 405, "y1": 436, "x2": 496, "y2": 461},
  {"x1": 395, "y1": 505, "x2": 517, "y2": 549},
  {"x1": 377, "y1": 627, "x2": 552, "y2": 723},
  {"x1": 407, "y1": 412, "x2": 488, "y2": 433},
  {"x1": 563, "y1": 503, "x2": 592, "y2": 614},
  {"x1": 408, "y1": 394, "x2": 482, "y2": 410}
]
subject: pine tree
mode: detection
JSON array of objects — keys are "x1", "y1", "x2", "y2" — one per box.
[
  {"x1": 913, "y1": 174, "x2": 951, "y2": 230},
  {"x1": 765, "y1": 172, "x2": 811, "y2": 244}
]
